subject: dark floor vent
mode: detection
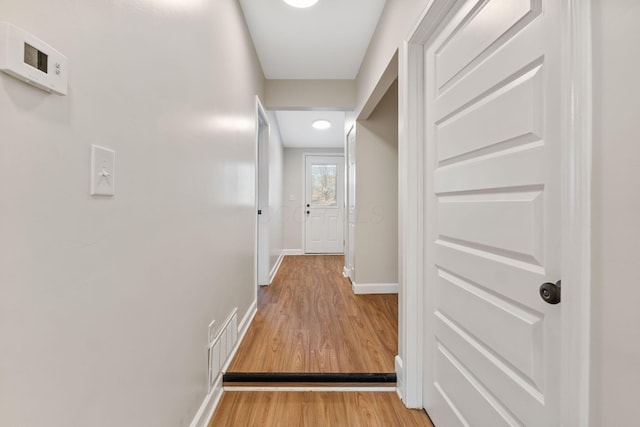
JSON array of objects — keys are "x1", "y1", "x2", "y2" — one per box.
[{"x1": 223, "y1": 372, "x2": 396, "y2": 383}]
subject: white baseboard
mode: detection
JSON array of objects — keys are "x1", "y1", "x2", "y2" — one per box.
[
  {"x1": 189, "y1": 299, "x2": 258, "y2": 427},
  {"x1": 395, "y1": 355, "x2": 404, "y2": 402},
  {"x1": 189, "y1": 370, "x2": 223, "y2": 427},
  {"x1": 352, "y1": 282, "x2": 399, "y2": 295},
  {"x1": 222, "y1": 299, "x2": 257, "y2": 373},
  {"x1": 238, "y1": 299, "x2": 258, "y2": 338},
  {"x1": 342, "y1": 266, "x2": 352, "y2": 278},
  {"x1": 269, "y1": 251, "x2": 285, "y2": 284},
  {"x1": 282, "y1": 249, "x2": 304, "y2": 256}
]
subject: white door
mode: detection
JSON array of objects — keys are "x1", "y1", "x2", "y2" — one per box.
[
  {"x1": 345, "y1": 127, "x2": 356, "y2": 280},
  {"x1": 423, "y1": 1, "x2": 562, "y2": 426},
  {"x1": 305, "y1": 155, "x2": 344, "y2": 254}
]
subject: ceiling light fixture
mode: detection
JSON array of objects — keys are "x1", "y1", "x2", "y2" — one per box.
[
  {"x1": 283, "y1": 0, "x2": 319, "y2": 8},
  {"x1": 312, "y1": 119, "x2": 331, "y2": 130}
]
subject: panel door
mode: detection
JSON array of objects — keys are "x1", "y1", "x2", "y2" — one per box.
[
  {"x1": 422, "y1": 0, "x2": 562, "y2": 425},
  {"x1": 305, "y1": 155, "x2": 344, "y2": 254}
]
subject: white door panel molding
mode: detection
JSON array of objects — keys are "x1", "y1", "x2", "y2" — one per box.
[{"x1": 399, "y1": 0, "x2": 592, "y2": 425}]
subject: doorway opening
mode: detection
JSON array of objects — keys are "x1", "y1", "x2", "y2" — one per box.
[
  {"x1": 256, "y1": 97, "x2": 270, "y2": 287},
  {"x1": 227, "y1": 105, "x2": 400, "y2": 384}
]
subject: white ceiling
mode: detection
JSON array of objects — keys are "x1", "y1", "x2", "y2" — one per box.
[
  {"x1": 274, "y1": 111, "x2": 346, "y2": 148},
  {"x1": 239, "y1": 0, "x2": 386, "y2": 80},
  {"x1": 239, "y1": 0, "x2": 386, "y2": 148}
]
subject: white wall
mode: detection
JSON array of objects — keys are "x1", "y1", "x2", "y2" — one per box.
[
  {"x1": 282, "y1": 147, "x2": 344, "y2": 251},
  {"x1": 265, "y1": 79, "x2": 356, "y2": 110},
  {"x1": 0, "y1": 1, "x2": 264, "y2": 426},
  {"x1": 591, "y1": 1, "x2": 640, "y2": 424},
  {"x1": 353, "y1": 80, "x2": 398, "y2": 284},
  {"x1": 267, "y1": 112, "x2": 284, "y2": 271},
  {"x1": 355, "y1": 0, "x2": 428, "y2": 115}
]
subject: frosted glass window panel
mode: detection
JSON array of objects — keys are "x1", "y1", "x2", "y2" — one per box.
[{"x1": 311, "y1": 164, "x2": 337, "y2": 207}]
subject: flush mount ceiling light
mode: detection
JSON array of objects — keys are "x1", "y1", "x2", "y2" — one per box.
[
  {"x1": 283, "y1": 0, "x2": 319, "y2": 8},
  {"x1": 312, "y1": 119, "x2": 332, "y2": 130}
]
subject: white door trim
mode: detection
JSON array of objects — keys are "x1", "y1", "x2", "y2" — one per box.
[
  {"x1": 398, "y1": 1, "x2": 592, "y2": 424},
  {"x1": 344, "y1": 126, "x2": 356, "y2": 281},
  {"x1": 255, "y1": 95, "x2": 270, "y2": 288},
  {"x1": 559, "y1": 1, "x2": 593, "y2": 425},
  {"x1": 397, "y1": 0, "x2": 458, "y2": 407}
]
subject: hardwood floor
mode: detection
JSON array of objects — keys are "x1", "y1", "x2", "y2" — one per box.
[
  {"x1": 208, "y1": 255, "x2": 419, "y2": 426},
  {"x1": 226, "y1": 255, "x2": 398, "y2": 373},
  {"x1": 208, "y1": 392, "x2": 434, "y2": 427}
]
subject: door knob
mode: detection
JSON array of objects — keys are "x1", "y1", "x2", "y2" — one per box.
[
  {"x1": 307, "y1": 204, "x2": 310, "y2": 208},
  {"x1": 539, "y1": 280, "x2": 561, "y2": 304},
  {"x1": 306, "y1": 211, "x2": 310, "y2": 215}
]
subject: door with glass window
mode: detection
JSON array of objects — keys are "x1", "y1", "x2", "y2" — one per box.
[{"x1": 305, "y1": 155, "x2": 344, "y2": 254}]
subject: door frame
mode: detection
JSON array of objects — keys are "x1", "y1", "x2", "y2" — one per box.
[
  {"x1": 397, "y1": 1, "x2": 592, "y2": 425},
  {"x1": 343, "y1": 126, "x2": 356, "y2": 280},
  {"x1": 302, "y1": 152, "x2": 345, "y2": 254},
  {"x1": 255, "y1": 96, "x2": 270, "y2": 287}
]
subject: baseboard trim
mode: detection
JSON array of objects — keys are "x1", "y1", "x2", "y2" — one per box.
[
  {"x1": 238, "y1": 300, "x2": 257, "y2": 337},
  {"x1": 269, "y1": 251, "x2": 285, "y2": 284},
  {"x1": 282, "y1": 249, "x2": 303, "y2": 256},
  {"x1": 352, "y1": 282, "x2": 399, "y2": 295},
  {"x1": 190, "y1": 300, "x2": 258, "y2": 427},
  {"x1": 222, "y1": 300, "x2": 257, "y2": 373},
  {"x1": 395, "y1": 355, "x2": 404, "y2": 402},
  {"x1": 189, "y1": 373, "x2": 223, "y2": 427}
]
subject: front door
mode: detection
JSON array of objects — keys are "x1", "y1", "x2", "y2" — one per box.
[
  {"x1": 423, "y1": 0, "x2": 562, "y2": 425},
  {"x1": 305, "y1": 155, "x2": 344, "y2": 254}
]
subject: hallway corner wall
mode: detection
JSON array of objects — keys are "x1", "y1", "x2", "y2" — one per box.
[
  {"x1": 0, "y1": 1, "x2": 264, "y2": 426},
  {"x1": 353, "y1": 80, "x2": 398, "y2": 285},
  {"x1": 355, "y1": 0, "x2": 429, "y2": 116},
  {"x1": 267, "y1": 111, "x2": 284, "y2": 274}
]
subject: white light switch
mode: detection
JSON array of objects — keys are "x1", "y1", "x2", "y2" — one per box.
[{"x1": 90, "y1": 145, "x2": 115, "y2": 196}]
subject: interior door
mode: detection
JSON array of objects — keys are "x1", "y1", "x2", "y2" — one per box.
[
  {"x1": 423, "y1": 0, "x2": 562, "y2": 426},
  {"x1": 305, "y1": 155, "x2": 344, "y2": 254}
]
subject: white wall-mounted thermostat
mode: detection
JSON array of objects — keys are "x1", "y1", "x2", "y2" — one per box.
[{"x1": 0, "y1": 22, "x2": 68, "y2": 95}]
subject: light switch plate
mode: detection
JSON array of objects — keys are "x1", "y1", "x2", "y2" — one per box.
[{"x1": 90, "y1": 145, "x2": 115, "y2": 196}]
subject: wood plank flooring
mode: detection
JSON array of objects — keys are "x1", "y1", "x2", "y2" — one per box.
[
  {"x1": 206, "y1": 256, "x2": 425, "y2": 427},
  {"x1": 226, "y1": 255, "x2": 398, "y2": 373},
  {"x1": 208, "y1": 392, "x2": 434, "y2": 427}
]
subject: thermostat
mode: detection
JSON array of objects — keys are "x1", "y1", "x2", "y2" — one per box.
[{"x1": 0, "y1": 22, "x2": 68, "y2": 95}]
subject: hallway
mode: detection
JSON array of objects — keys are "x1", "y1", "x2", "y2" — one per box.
[
  {"x1": 227, "y1": 255, "x2": 397, "y2": 373},
  {"x1": 3, "y1": 1, "x2": 637, "y2": 425},
  {"x1": 209, "y1": 255, "x2": 432, "y2": 426}
]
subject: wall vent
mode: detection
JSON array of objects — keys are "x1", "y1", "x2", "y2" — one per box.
[{"x1": 207, "y1": 308, "x2": 238, "y2": 392}]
